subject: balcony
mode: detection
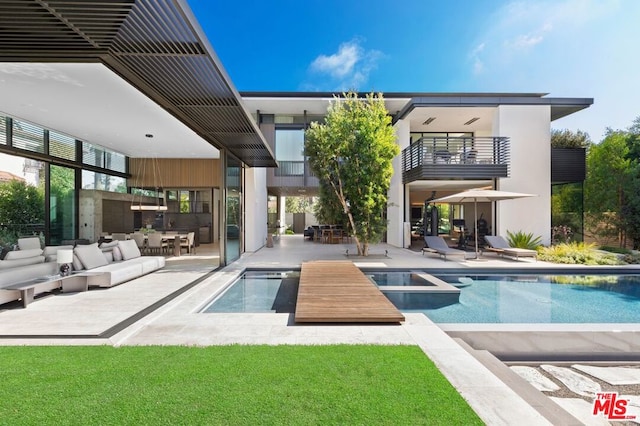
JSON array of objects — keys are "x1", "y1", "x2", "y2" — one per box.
[
  {"x1": 401, "y1": 137, "x2": 510, "y2": 183},
  {"x1": 267, "y1": 160, "x2": 319, "y2": 190}
]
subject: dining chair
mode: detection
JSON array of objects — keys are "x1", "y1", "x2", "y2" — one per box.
[
  {"x1": 180, "y1": 231, "x2": 195, "y2": 254},
  {"x1": 147, "y1": 233, "x2": 167, "y2": 255},
  {"x1": 131, "y1": 232, "x2": 146, "y2": 254}
]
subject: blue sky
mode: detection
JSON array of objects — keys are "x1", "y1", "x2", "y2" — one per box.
[{"x1": 190, "y1": 0, "x2": 639, "y2": 142}]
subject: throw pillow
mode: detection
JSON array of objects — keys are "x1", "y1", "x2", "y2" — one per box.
[
  {"x1": 99, "y1": 241, "x2": 119, "y2": 250},
  {"x1": 103, "y1": 250, "x2": 114, "y2": 263},
  {"x1": 117, "y1": 239, "x2": 141, "y2": 260},
  {"x1": 112, "y1": 246, "x2": 123, "y2": 261},
  {"x1": 74, "y1": 243, "x2": 109, "y2": 269},
  {"x1": 73, "y1": 254, "x2": 84, "y2": 271}
]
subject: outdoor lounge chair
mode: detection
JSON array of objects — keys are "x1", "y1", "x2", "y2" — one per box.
[
  {"x1": 484, "y1": 236, "x2": 537, "y2": 260},
  {"x1": 422, "y1": 236, "x2": 467, "y2": 261}
]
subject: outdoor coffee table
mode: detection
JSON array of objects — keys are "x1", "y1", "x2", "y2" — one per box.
[{"x1": 4, "y1": 273, "x2": 95, "y2": 308}]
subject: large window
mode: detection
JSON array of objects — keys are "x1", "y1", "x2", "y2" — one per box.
[
  {"x1": 12, "y1": 119, "x2": 45, "y2": 153},
  {"x1": 82, "y1": 142, "x2": 126, "y2": 173},
  {"x1": 49, "y1": 130, "x2": 76, "y2": 161},
  {"x1": 225, "y1": 155, "x2": 242, "y2": 264},
  {"x1": 275, "y1": 128, "x2": 305, "y2": 176},
  {"x1": 82, "y1": 170, "x2": 127, "y2": 192}
]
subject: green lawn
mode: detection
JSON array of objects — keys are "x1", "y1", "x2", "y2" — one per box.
[{"x1": 0, "y1": 345, "x2": 482, "y2": 425}]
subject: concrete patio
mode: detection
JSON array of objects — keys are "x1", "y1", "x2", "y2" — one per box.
[{"x1": 2, "y1": 235, "x2": 640, "y2": 424}]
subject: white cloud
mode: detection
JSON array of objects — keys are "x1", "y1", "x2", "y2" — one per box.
[
  {"x1": 306, "y1": 39, "x2": 383, "y2": 91},
  {"x1": 311, "y1": 42, "x2": 360, "y2": 78},
  {"x1": 470, "y1": 43, "x2": 485, "y2": 74}
]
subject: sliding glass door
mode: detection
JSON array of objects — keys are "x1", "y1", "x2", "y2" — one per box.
[{"x1": 49, "y1": 164, "x2": 76, "y2": 245}]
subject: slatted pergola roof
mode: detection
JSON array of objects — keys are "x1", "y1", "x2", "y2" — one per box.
[{"x1": 0, "y1": 0, "x2": 276, "y2": 167}]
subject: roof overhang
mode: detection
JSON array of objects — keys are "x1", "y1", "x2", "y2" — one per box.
[
  {"x1": 393, "y1": 94, "x2": 594, "y2": 124},
  {"x1": 0, "y1": 0, "x2": 276, "y2": 167}
]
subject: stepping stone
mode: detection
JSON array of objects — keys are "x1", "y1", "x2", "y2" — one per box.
[
  {"x1": 550, "y1": 398, "x2": 610, "y2": 426},
  {"x1": 541, "y1": 365, "x2": 601, "y2": 397},
  {"x1": 511, "y1": 366, "x2": 560, "y2": 392},
  {"x1": 573, "y1": 364, "x2": 640, "y2": 385}
]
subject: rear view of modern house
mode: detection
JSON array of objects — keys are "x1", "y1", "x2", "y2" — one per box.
[
  {"x1": 0, "y1": 1, "x2": 592, "y2": 265},
  {"x1": 244, "y1": 92, "x2": 592, "y2": 248}
]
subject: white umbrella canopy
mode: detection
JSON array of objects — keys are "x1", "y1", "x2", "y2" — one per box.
[{"x1": 431, "y1": 189, "x2": 536, "y2": 258}]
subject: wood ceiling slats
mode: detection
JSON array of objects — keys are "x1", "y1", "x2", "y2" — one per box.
[{"x1": 0, "y1": 0, "x2": 276, "y2": 166}]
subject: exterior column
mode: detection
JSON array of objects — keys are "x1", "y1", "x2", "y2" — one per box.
[
  {"x1": 278, "y1": 196, "x2": 286, "y2": 235},
  {"x1": 387, "y1": 118, "x2": 411, "y2": 247},
  {"x1": 244, "y1": 166, "x2": 267, "y2": 251},
  {"x1": 493, "y1": 105, "x2": 552, "y2": 245}
]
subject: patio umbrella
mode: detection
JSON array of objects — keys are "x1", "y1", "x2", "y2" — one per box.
[{"x1": 431, "y1": 189, "x2": 536, "y2": 259}]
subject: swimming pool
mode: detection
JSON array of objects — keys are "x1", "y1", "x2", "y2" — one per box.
[
  {"x1": 202, "y1": 270, "x2": 640, "y2": 323},
  {"x1": 202, "y1": 271, "x2": 299, "y2": 313},
  {"x1": 369, "y1": 272, "x2": 640, "y2": 323}
]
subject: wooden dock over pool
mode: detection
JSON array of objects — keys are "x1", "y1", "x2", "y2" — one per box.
[{"x1": 295, "y1": 261, "x2": 405, "y2": 323}]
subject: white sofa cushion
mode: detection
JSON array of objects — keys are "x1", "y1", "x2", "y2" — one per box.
[
  {"x1": 74, "y1": 243, "x2": 108, "y2": 270},
  {"x1": 99, "y1": 241, "x2": 122, "y2": 261},
  {"x1": 0, "y1": 255, "x2": 45, "y2": 269},
  {"x1": 4, "y1": 248, "x2": 43, "y2": 260},
  {"x1": 17, "y1": 237, "x2": 41, "y2": 250},
  {"x1": 72, "y1": 254, "x2": 84, "y2": 271},
  {"x1": 117, "y1": 240, "x2": 141, "y2": 260},
  {"x1": 43, "y1": 245, "x2": 74, "y2": 262},
  {"x1": 86, "y1": 256, "x2": 165, "y2": 287}
]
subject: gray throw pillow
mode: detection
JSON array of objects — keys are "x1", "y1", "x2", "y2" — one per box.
[
  {"x1": 117, "y1": 240, "x2": 141, "y2": 260},
  {"x1": 74, "y1": 243, "x2": 109, "y2": 269}
]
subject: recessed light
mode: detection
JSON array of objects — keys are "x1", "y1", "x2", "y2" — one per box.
[
  {"x1": 422, "y1": 117, "x2": 436, "y2": 125},
  {"x1": 464, "y1": 118, "x2": 480, "y2": 125}
]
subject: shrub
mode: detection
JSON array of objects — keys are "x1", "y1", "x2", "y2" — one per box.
[
  {"x1": 538, "y1": 242, "x2": 622, "y2": 265},
  {"x1": 600, "y1": 245, "x2": 632, "y2": 255},
  {"x1": 551, "y1": 225, "x2": 573, "y2": 244},
  {"x1": 506, "y1": 230, "x2": 542, "y2": 249}
]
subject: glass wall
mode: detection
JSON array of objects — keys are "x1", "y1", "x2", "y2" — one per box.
[
  {"x1": 552, "y1": 182, "x2": 584, "y2": 243},
  {"x1": 49, "y1": 165, "x2": 76, "y2": 245},
  {"x1": 225, "y1": 155, "x2": 242, "y2": 263},
  {"x1": 0, "y1": 113, "x2": 129, "y2": 246}
]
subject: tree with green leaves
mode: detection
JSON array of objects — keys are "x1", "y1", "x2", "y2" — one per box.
[
  {"x1": 584, "y1": 130, "x2": 631, "y2": 244},
  {"x1": 619, "y1": 117, "x2": 640, "y2": 248},
  {"x1": 0, "y1": 179, "x2": 44, "y2": 246},
  {"x1": 306, "y1": 92, "x2": 398, "y2": 256},
  {"x1": 551, "y1": 129, "x2": 591, "y2": 148}
]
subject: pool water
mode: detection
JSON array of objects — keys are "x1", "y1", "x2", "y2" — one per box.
[
  {"x1": 369, "y1": 273, "x2": 640, "y2": 323},
  {"x1": 202, "y1": 271, "x2": 298, "y2": 313},
  {"x1": 203, "y1": 271, "x2": 640, "y2": 323}
]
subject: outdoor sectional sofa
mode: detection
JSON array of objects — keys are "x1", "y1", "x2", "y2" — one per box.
[
  {"x1": 72, "y1": 240, "x2": 165, "y2": 287},
  {"x1": 0, "y1": 239, "x2": 164, "y2": 307}
]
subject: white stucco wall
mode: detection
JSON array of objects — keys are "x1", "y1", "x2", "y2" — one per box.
[
  {"x1": 493, "y1": 105, "x2": 551, "y2": 245},
  {"x1": 244, "y1": 167, "x2": 267, "y2": 252},
  {"x1": 387, "y1": 119, "x2": 410, "y2": 247}
]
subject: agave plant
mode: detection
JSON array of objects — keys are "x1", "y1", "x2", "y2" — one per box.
[{"x1": 506, "y1": 230, "x2": 542, "y2": 249}]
